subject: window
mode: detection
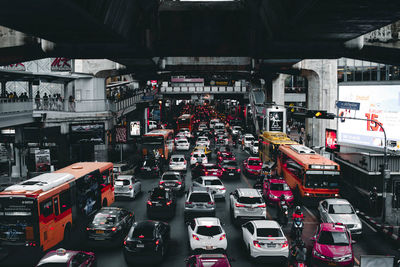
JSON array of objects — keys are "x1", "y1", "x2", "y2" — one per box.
[
  {"x1": 328, "y1": 204, "x2": 354, "y2": 214},
  {"x1": 53, "y1": 197, "x2": 59, "y2": 216},
  {"x1": 59, "y1": 190, "x2": 71, "y2": 214},
  {"x1": 189, "y1": 193, "x2": 211, "y2": 203},
  {"x1": 246, "y1": 222, "x2": 254, "y2": 235},
  {"x1": 190, "y1": 220, "x2": 196, "y2": 231},
  {"x1": 257, "y1": 228, "x2": 283, "y2": 237},
  {"x1": 40, "y1": 199, "x2": 53, "y2": 217},
  {"x1": 318, "y1": 231, "x2": 349, "y2": 246},
  {"x1": 197, "y1": 226, "x2": 222, "y2": 236},
  {"x1": 238, "y1": 197, "x2": 263, "y2": 204}
]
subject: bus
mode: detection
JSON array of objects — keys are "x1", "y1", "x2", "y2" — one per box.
[
  {"x1": 276, "y1": 144, "x2": 340, "y2": 201},
  {"x1": 177, "y1": 114, "x2": 194, "y2": 131},
  {"x1": 258, "y1": 131, "x2": 298, "y2": 163},
  {"x1": 142, "y1": 129, "x2": 175, "y2": 160},
  {"x1": 0, "y1": 162, "x2": 114, "y2": 252}
]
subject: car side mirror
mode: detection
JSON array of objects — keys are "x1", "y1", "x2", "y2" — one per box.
[
  {"x1": 355, "y1": 209, "x2": 360, "y2": 214},
  {"x1": 351, "y1": 240, "x2": 356, "y2": 244}
]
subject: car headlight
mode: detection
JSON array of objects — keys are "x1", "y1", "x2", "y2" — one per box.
[
  {"x1": 313, "y1": 250, "x2": 326, "y2": 259},
  {"x1": 269, "y1": 194, "x2": 278, "y2": 199},
  {"x1": 337, "y1": 254, "x2": 353, "y2": 262},
  {"x1": 285, "y1": 195, "x2": 293, "y2": 199}
]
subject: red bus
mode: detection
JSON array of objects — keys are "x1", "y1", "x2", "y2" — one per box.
[
  {"x1": 177, "y1": 114, "x2": 194, "y2": 131},
  {"x1": 0, "y1": 162, "x2": 114, "y2": 251}
]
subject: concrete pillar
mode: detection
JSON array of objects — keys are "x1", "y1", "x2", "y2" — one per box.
[
  {"x1": 63, "y1": 83, "x2": 68, "y2": 111},
  {"x1": 11, "y1": 127, "x2": 28, "y2": 178},
  {"x1": 272, "y1": 74, "x2": 288, "y2": 106},
  {"x1": 1, "y1": 81, "x2": 6, "y2": 97},
  {"x1": 28, "y1": 81, "x2": 33, "y2": 99}
]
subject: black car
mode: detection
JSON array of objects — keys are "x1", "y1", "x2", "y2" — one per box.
[
  {"x1": 86, "y1": 207, "x2": 134, "y2": 246},
  {"x1": 147, "y1": 187, "x2": 176, "y2": 219},
  {"x1": 219, "y1": 160, "x2": 241, "y2": 179},
  {"x1": 123, "y1": 221, "x2": 170, "y2": 265},
  {"x1": 191, "y1": 163, "x2": 205, "y2": 180},
  {"x1": 139, "y1": 157, "x2": 161, "y2": 178}
]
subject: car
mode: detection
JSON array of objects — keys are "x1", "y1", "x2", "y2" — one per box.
[
  {"x1": 243, "y1": 157, "x2": 263, "y2": 178},
  {"x1": 123, "y1": 221, "x2": 170, "y2": 265},
  {"x1": 187, "y1": 217, "x2": 227, "y2": 253},
  {"x1": 241, "y1": 220, "x2": 289, "y2": 263},
  {"x1": 147, "y1": 187, "x2": 176, "y2": 218},
  {"x1": 175, "y1": 132, "x2": 187, "y2": 142},
  {"x1": 139, "y1": 157, "x2": 161, "y2": 177},
  {"x1": 210, "y1": 119, "x2": 220, "y2": 129},
  {"x1": 185, "y1": 254, "x2": 232, "y2": 267},
  {"x1": 159, "y1": 171, "x2": 185, "y2": 195},
  {"x1": 169, "y1": 154, "x2": 187, "y2": 171},
  {"x1": 310, "y1": 223, "x2": 354, "y2": 267},
  {"x1": 193, "y1": 146, "x2": 212, "y2": 160},
  {"x1": 216, "y1": 151, "x2": 235, "y2": 163},
  {"x1": 219, "y1": 160, "x2": 241, "y2": 179},
  {"x1": 196, "y1": 136, "x2": 210, "y2": 147},
  {"x1": 184, "y1": 187, "x2": 216, "y2": 221},
  {"x1": 242, "y1": 134, "x2": 255, "y2": 150},
  {"x1": 192, "y1": 176, "x2": 226, "y2": 199},
  {"x1": 214, "y1": 123, "x2": 225, "y2": 132},
  {"x1": 36, "y1": 248, "x2": 96, "y2": 267},
  {"x1": 176, "y1": 138, "x2": 190, "y2": 150},
  {"x1": 230, "y1": 188, "x2": 267, "y2": 222},
  {"x1": 190, "y1": 151, "x2": 208, "y2": 166},
  {"x1": 114, "y1": 175, "x2": 142, "y2": 199},
  {"x1": 250, "y1": 140, "x2": 259, "y2": 155},
  {"x1": 231, "y1": 125, "x2": 242, "y2": 136},
  {"x1": 198, "y1": 123, "x2": 208, "y2": 132},
  {"x1": 198, "y1": 163, "x2": 223, "y2": 178},
  {"x1": 263, "y1": 178, "x2": 294, "y2": 206},
  {"x1": 86, "y1": 207, "x2": 134, "y2": 246},
  {"x1": 113, "y1": 163, "x2": 131, "y2": 177},
  {"x1": 180, "y1": 128, "x2": 193, "y2": 139},
  {"x1": 318, "y1": 198, "x2": 362, "y2": 236},
  {"x1": 149, "y1": 120, "x2": 158, "y2": 130}
]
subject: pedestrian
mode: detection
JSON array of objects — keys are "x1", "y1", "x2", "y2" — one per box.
[
  {"x1": 57, "y1": 94, "x2": 63, "y2": 111},
  {"x1": 43, "y1": 93, "x2": 49, "y2": 110},
  {"x1": 35, "y1": 91, "x2": 41, "y2": 110},
  {"x1": 299, "y1": 136, "x2": 303, "y2": 145},
  {"x1": 68, "y1": 95, "x2": 75, "y2": 111}
]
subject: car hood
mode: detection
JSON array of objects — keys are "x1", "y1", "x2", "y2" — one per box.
[
  {"x1": 247, "y1": 166, "x2": 261, "y2": 171},
  {"x1": 315, "y1": 243, "x2": 352, "y2": 258},
  {"x1": 328, "y1": 214, "x2": 361, "y2": 225},
  {"x1": 269, "y1": 190, "x2": 292, "y2": 197}
]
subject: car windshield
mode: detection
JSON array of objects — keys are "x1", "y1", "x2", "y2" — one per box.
[
  {"x1": 248, "y1": 160, "x2": 262, "y2": 166},
  {"x1": 245, "y1": 137, "x2": 254, "y2": 141},
  {"x1": 253, "y1": 141, "x2": 259, "y2": 146},
  {"x1": 328, "y1": 204, "x2": 354, "y2": 214},
  {"x1": 318, "y1": 231, "x2": 349, "y2": 246},
  {"x1": 189, "y1": 193, "x2": 211, "y2": 202},
  {"x1": 130, "y1": 224, "x2": 155, "y2": 239},
  {"x1": 162, "y1": 174, "x2": 180, "y2": 180},
  {"x1": 233, "y1": 126, "x2": 241, "y2": 130},
  {"x1": 177, "y1": 140, "x2": 187, "y2": 144},
  {"x1": 115, "y1": 180, "x2": 130, "y2": 186},
  {"x1": 305, "y1": 174, "x2": 339, "y2": 189},
  {"x1": 257, "y1": 228, "x2": 283, "y2": 237},
  {"x1": 93, "y1": 213, "x2": 116, "y2": 225},
  {"x1": 270, "y1": 183, "x2": 290, "y2": 191},
  {"x1": 197, "y1": 226, "x2": 222, "y2": 236},
  {"x1": 150, "y1": 189, "x2": 167, "y2": 200},
  {"x1": 238, "y1": 197, "x2": 263, "y2": 204},
  {"x1": 222, "y1": 161, "x2": 237, "y2": 167},
  {"x1": 204, "y1": 165, "x2": 218, "y2": 170},
  {"x1": 205, "y1": 180, "x2": 222, "y2": 186},
  {"x1": 171, "y1": 157, "x2": 185, "y2": 162}
]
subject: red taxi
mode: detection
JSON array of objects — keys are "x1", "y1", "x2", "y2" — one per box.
[
  {"x1": 216, "y1": 151, "x2": 236, "y2": 163},
  {"x1": 263, "y1": 178, "x2": 294, "y2": 206}
]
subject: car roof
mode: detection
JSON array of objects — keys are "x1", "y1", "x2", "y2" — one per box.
[
  {"x1": 200, "y1": 176, "x2": 220, "y2": 181},
  {"x1": 252, "y1": 220, "x2": 281, "y2": 229},
  {"x1": 171, "y1": 154, "x2": 185, "y2": 158},
  {"x1": 196, "y1": 217, "x2": 220, "y2": 226},
  {"x1": 324, "y1": 198, "x2": 351, "y2": 205},
  {"x1": 248, "y1": 157, "x2": 261, "y2": 161},
  {"x1": 203, "y1": 163, "x2": 217, "y2": 167},
  {"x1": 38, "y1": 249, "x2": 81, "y2": 265},
  {"x1": 190, "y1": 186, "x2": 210, "y2": 193},
  {"x1": 116, "y1": 175, "x2": 134, "y2": 180},
  {"x1": 320, "y1": 223, "x2": 348, "y2": 232},
  {"x1": 244, "y1": 134, "x2": 254, "y2": 137},
  {"x1": 237, "y1": 188, "x2": 261, "y2": 197},
  {"x1": 162, "y1": 171, "x2": 181, "y2": 176}
]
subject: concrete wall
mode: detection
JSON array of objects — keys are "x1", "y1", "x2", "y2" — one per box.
[{"x1": 74, "y1": 59, "x2": 121, "y2": 76}]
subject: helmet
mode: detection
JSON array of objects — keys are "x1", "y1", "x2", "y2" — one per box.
[
  {"x1": 373, "y1": 186, "x2": 377, "y2": 191},
  {"x1": 295, "y1": 206, "x2": 302, "y2": 214}
]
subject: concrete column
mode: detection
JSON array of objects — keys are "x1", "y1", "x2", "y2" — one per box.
[
  {"x1": 1, "y1": 81, "x2": 6, "y2": 97},
  {"x1": 11, "y1": 126, "x2": 28, "y2": 178},
  {"x1": 63, "y1": 83, "x2": 68, "y2": 111},
  {"x1": 28, "y1": 81, "x2": 33, "y2": 99},
  {"x1": 272, "y1": 74, "x2": 288, "y2": 106}
]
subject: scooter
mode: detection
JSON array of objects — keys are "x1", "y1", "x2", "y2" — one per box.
[
  {"x1": 290, "y1": 246, "x2": 307, "y2": 267},
  {"x1": 291, "y1": 217, "x2": 304, "y2": 239},
  {"x1": 279, "y1": 200, "x2": 289, "y2": 226}
]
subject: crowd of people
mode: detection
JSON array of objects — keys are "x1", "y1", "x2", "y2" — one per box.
[
  {"x1": 106, "y1": 85, "x2": 147, "y2": 102},
  {"x1": 34, "y1": 92, "x2": 69, "y2": 111},
  {"x1": 0, "y1": 91, "x2": 29, "y2": 102}
]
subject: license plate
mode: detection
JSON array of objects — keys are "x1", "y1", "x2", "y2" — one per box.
[
  {"x1": 267, "y1": 244, "x2": 276, "y2": 248},
  {"x1": 229, "y1": 173, "x2": 234, "y2": 176},
  {"x1": 212, "y1": 172, "x2": 217, "y2": 175},
  {"x1": 96, "y1": 230, "x2": 104, "y2": 234},
  {"x1": 156, "y1": 203, "x2": 162, "y2": 206},
  {"x1": 206, "y1": 246, "x2": 213, "y2": 250},
  {"x1": 137, "y1": 244, "x2": 144, "y2": 248},
  {"x1": 166, "y1": 183, "x2": 174, "y2": 186}
]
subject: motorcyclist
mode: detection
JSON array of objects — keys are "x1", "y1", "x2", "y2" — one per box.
[
  {"x1": 369, "y1": 186, "x2": 378, "y2": 215},
  {"x1": 278, "y1": 194, "x2": 289, "y2": 225},
  {"x1": 292, "y1": 206, "x2": 304, "y2": 220},
  {"x1": 289, "y1": 238, "x2": 307, "y2": 266}
]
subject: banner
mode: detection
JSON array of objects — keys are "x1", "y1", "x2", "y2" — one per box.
[
  {"x1": 129, "y1": 121, "x2": 141, "y2": 137},
  {"x1": 266, "y1": 108, "x2": 286, "y2": 132},
  {"x1": 51, "y1": 57, "x2": 72, "y2": 72},
  {"x1": 325, "y1": 128, "x2": 340, "y2": 152},
  {"x1": 115, "y1": 126, "x2": 127, "y2": 143},
  {"x1": 35, "y1": 149, "x2": 51, "y2": 172},
  {"x1": 4, "y1": 63, "x2": 25, "y2": 71}
]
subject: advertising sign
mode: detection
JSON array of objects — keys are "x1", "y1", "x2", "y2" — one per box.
[
  {"x1": 338, "y1": 84, "x2": 400, "y2": 149},
  {"x1": 130, "y1": 121, "x2": 141, "y2": 137},
  {"x1": 115, "y1": 126, "x2": 127, "y2": 144},
  {"x1": 51, "y1": 58, "x2": 72, "y2": 72},
  {"x1": 35, "y1": 149, "x2": 51, "y2": 172},
  {"x1": 266, "y1": 107, "x2": 286, "y2": 132},
  {"x1": 4, "y1": 63, "x2": 25, "y2": 71},
  {"x1": 325, "y1": 128, "x2": 340, "y2": 152}
]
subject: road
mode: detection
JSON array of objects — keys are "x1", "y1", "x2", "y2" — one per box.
[{"x1": 2, "y1": 144, "x2": 399, "y2": 267}]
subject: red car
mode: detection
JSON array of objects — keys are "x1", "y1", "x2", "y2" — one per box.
[
  {"x1": 200, "y1": 163, "x2": 223, "y2": 178},
  {"x1": 216, "y1": 151, "x2": 236, "y2": 163},
  {"x1": 243, "y1": 157, "x2": 262, "y2": 178},
  {"x1": 310, "y1": 223, "x2": 354, "y2": 267},
  {"x1": 185, "y1": 254, "x2": 231, "y2": 267},
  {"x1": 36, "y1": 248, "x2": 96, "y2": 267},
  {"x1": 263, "y1": 178, "x2": 294, "y2": 206}
]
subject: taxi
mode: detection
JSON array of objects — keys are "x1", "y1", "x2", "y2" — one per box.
[
  {"x1": 36, "y1": 248, "x2": 96, "y2": 267},
  {"x1": 243, "y1": 157, "x2": 263, "y2": 178},
  {"x1": 193, "y1": 146, "x2": 212, "y2": 160},
  {"x1": 263, "y1": 178, "x2": 294, "y2": 206}
]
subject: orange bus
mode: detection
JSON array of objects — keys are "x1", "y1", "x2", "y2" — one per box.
[
  {"x1": 177, "y1": 114, "x2": 194, "y2": 131},
  {"x1": 142, "y1": 129, "x2": 175, "y2": 160},
  {"x1": 0, "y1": 162, "x2": 114, "y2": 252},
  {"x1": 276, "y1": 144, "x2": 340, "y2": 201}
]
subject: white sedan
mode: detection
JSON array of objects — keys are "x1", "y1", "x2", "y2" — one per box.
[
  {"x1": 190, "y1": 151, "x2": 208, "y2": 166},
  {"x1": 196, "y1": 136, "x2": 210, "y2": 147},
  {"x1": 250, "y1": 140, "x2": 259, "y2": 155},
  {"x1": 192, "y1": 176, "x2": 226, "y2": 199},
  {"x1": 187, "y1": 217, "x2": 227, "y2": 252},
  {"x1": 176, "y1": 138, "x2": 190, "y2": 151},
  {"x1": 242, "y1": 220, "x2": 289, "y2": 261},
  {"x1": 169, "y1": 154, "x2": 187, "y2": 171}
]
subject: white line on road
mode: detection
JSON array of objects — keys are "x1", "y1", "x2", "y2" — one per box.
[
  {"x1": 360, "y1": 218, "x2": 377, "y2": 233},
  {"x1": 304, "y1": 206, "x2": 318, "y2": 221}
]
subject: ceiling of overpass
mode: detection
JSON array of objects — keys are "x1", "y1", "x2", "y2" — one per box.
[{"x1": 0, "y1": 0, "x2": 400, "y2": 71}]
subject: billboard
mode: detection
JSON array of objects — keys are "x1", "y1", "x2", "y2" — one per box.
[
  {"x1": 266, "y1": 107, "x2": 286, "y2": 132},
  {"x1": 338, "y1": 84, "x2": 400, "y2": 149},
  {"x1": 325, "y1": 128, "x2": 340, "y2": 152},
  {"x1": 130, "y1": 121, "x2": 141, "y2": 136},
  {"x1": 35, "y1": 149, "x2": 51, "y2": 172}
]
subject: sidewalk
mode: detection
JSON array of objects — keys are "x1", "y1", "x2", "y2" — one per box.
[{"x1": 358, "y1": 211, "x2": 400, "y2": 245}]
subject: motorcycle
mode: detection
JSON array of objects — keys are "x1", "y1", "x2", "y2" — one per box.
[
  {"x1": 291, "y1": 217, "x2": 304, "y2": 239},
  {"x1": 278, "y1": 200, "x2": 289, "y2": 226},
  {"x1": 289, "y1": 245, "x2": 307, "y2": 267}
]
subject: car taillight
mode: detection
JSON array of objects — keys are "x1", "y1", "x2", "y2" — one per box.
[
  {"x1": 139, "y1": 235, "x2": 144, "y2": 238},
  {"x1": 166, "y1": 201, "x2": 172, "y2": 206},
  {"x1": 147, "y1": 200, "x2": 152, "y2": 206},
  {"x1": 185, "y1": 202, "x2": 192, "y2": 205},
  {"x1": 298, "y1": 263, "x2": 304, "y2": 267},
  {"x1": 129, "y1": 185, "x2": 133, "y2": 190},
  {"x1": 282, "y1": 241, "x2": 288, "y2": 248},
  {"x1": 220, "y1": 187, "x2": 225, "y2": 191},
  {"x1": 192, "y1": 234, "x2": 200, "y2": 241},
  {"x1": 237, "y1": 168, "x2": 241, "y2": 172},
  {"x1": 123, "y1": 240, "x2": 127, "y2": 245},
  {"x1": 253, "y1": 240, "x2": 261, "y2": 248},
  {"x1": 235, "y1": 203, "x2": 245, "y2": 207},
  {"x1": 219, "y1": 234, "x2": 226, "y2": 240},
  {"x1": 257, "y1": 203, "x2": 266, "y2": 208},
  {"x1": 207, "y1": 202, "x2": 214, "y2": 205},
  {"x1": 159, "y1": 181, "x2": 164, "y2": 185},
  {"x1": 177, "y1": 181, "x2": 182, "y2": 185},
  {"x1": 86, "y1": 227, "x2": 90, "y2": 231},
  {"x1": 155, "y1": 239, "x2": 160, "y2": 245},
  {"x1": 205, "y1": 171, "x2": 208, "y2": 175},
  {"x1": 111, "y1": 227, "x2": 117, "y2": 231},
  {"x1": 222, "y1": 168, "x2": 226, "y2": 171}
]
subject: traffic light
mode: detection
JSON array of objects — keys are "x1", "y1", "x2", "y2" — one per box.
[{"x1": 291, "y1": 110, "x2": 335, "y2": 119}]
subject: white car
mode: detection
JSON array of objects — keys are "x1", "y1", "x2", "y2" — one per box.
[
  {"x1": 175, "y1": 132, "x2": 186, "y2": 142},
  {"x1": 210, "y1": 119, "x2": 220, "y2": 129},
  {"x1": 242, "y1": 220, "x2": 289, "y2": 261},
  {"x1": 149, "y1": 120, "x2": 158, "y2": 130},
  {"x1": 198, "y1": 124, "x2": 208, "y2": 132},
  {"x1": 231, "y1": 125, "x2": 242, "y2": 135},
  {"x1": 187, "y1": 217, "x2": 227, "y2": 252},
  {"x1": 190, "y1": 151, "x2": 208, "y2": 166},
  {"x1": 318, "y1": 198, "x2": 362, "y2": 236},
  {"x1": 250, "y1": 140, "x2": 259, "y2": 155},
  {"x1": 169, "y1": 154, "x2": 187, "y2": 171},
  {"x1": 230, "y1": 188, "x2": 266, "y2": 221},
  {"x1": 196, "y1": 136, "x2": 210, "y2": 147},
  {"x1": 214, "y1": 123, "x2": 225, "y2": 132},
  {"x1": 192, "y1": 176, "x2": 226, "y2": 199},
  {"x1": 179, "y1": 128, "x2": 192, "y2": 139},
  {"x1": 242, "y1": 134, "x2": 255, "y2": 150},
  {"x1": 176, "y1": 138, "x2": 190, "y2": 150},
  {"x1": 114, "y1": 175, "x2": 141, "y2": 199}
]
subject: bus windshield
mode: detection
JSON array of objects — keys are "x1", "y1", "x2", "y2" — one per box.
[
  {"x1": 142, "y1": 136, "x2": 164, "y2": 146},
  {"x1": 305, "y1": 174, "x2": 339, "y2": 189}
]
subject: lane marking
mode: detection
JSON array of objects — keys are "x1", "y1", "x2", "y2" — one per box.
[
  {"x1": 354, "y1": 257, "x2": 360, "y2": 266},
  {"x1": 304, "y1": 206, "x2": 318, "y2": 221},
  {"x1": 360, "y1": 218, "x2": 377, "y2": 233}
]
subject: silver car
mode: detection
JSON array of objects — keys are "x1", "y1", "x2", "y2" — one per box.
[
  {"x1": 192, "y1": 176, "x2": 226, "y2": 199},
  {"x1": 114, "y1": 175, "x2": 141, "y2": 199},
  {"x1": 184, "y1": 187, "x2": 216, "y2": 221},
  {"x1": 318, "y1": 198, "x2": 362, "y2": 236},
  {"x1": 169, "y1": 154, "x2": 187, "y2": 171},
  {"x1": 230, "y1": 188, "x2": 267, "y2": 222}
]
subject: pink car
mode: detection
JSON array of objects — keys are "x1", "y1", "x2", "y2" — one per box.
[
  {"x1": 36, "y1": 248, "x2": 96, "y2": 267},
  {"x1": 263, "y1": 178, "x2": 294, "y2": 206},
  {"x1": 185, "y1": 254, "x2": 231, "y2": 267},
  {"x1": 311, "y1": 223, "x2": 354, "y2": 267},
  {"x1": 243, "y1": 157, "x2": 262, "y2": 178}
]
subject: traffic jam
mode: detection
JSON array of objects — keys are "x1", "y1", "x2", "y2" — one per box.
[{"x1": 0, "y1": 102, "x2": 398, "y2": 267}]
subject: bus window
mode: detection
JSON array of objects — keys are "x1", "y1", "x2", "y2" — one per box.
[
  {"x1": 53, "y1": 197, "x2": 59, "y2": 216},
  {"x1": 60, "y1": 190, "x2": 71, "y2": 213},
  {"x1": 40, "y1": 199, "x2": 53, "y2": 218}
]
